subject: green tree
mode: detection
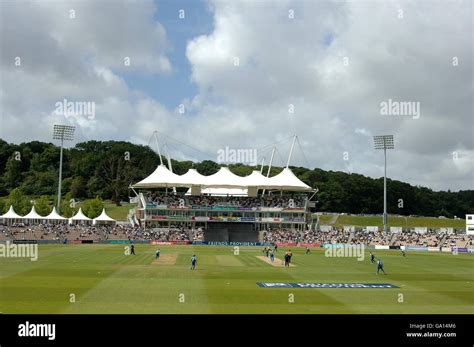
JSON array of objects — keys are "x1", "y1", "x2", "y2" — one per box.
[
  {"x1": 34, "y1": 195, "x2": 52, "y2": 216},
  {"x1": 195, "y1": 160, "x2": 219, "y2": 175},
  {"x1": 6, "y1": 188, "x2": 30, "y2": 215},
  {"x1": 0, "y1": 139, "x2": 472, "y2": 218},
  {"x1": 0, "y1": 197, "x2": 6, "y2": 214},
  {"x1": 70, "y1": 176, "x2": 87, "y2": 198},
  {"x1": 101, "y1": 154, "x2": 134, "y2": 204},
  {"x1": 82, "y1": 197, "x2": 103, "y2": 218},
  {"x1": 59, "y1": 199, "x2": 75, "y2": 218},
  {"x1": 3, "y1": 155, "x2": 23, "y2": 189},
  {"x1": 20, "y1": 170, "x2": 57, "y2": 196},
  {"x1": 229, "y1": 164, "x2": 253, "y2": 176}
]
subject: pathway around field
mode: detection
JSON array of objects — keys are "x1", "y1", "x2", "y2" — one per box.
[
  {"x1": 256, "y1": 256, "x2": 296, "y2": 267},
  {"x1": 151, "y1": 254, "x2": 177, "y2": 265}
]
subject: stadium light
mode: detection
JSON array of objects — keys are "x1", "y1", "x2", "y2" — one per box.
[
  {"x1": 53, "y1": 125, "x2": 75, "y2": 212},
  {"x1": 373, "y1": 135, "x2": 395, "y2": 233}
]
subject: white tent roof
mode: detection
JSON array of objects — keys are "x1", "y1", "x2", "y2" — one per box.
[
  {"x1": 70, "y1": 208, "x2": 92, "y2": 221},
  {"x1": 1, "y1": 205, "x2": 22, "y2": 219},
  {"x1": 267, "y1": 168, "x2": 312, "y2": 191},
  {"x1": 179, "y1": 168, "x2": 206, "y2": 186},
  {"x1": 45, "y1": 207, "x2": 67, "y2": 220},
  {"x1": 133, "y1": 165, "x2": 313, "y2": 191},
  {"x1": 22, "y1": 205, "x2": 45, "y2": 220},
  {"x1": 242, "y1": 170, "x2": 271, "y2": 187},
  {"x1": 202, "y1": 167, "x2": 248, "y2": 188},
  {"x1": 134, "y1": 165, "x2": 186, "y2": 188},
  {"x1": 93, "y1": 208, "x2": 116, "y2": 222}
]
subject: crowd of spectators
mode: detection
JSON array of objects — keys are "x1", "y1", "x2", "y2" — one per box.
[
  {"x1": 391, "y1": 231, "x2": 442, "y2": 247},
  {"x1": 263, "y1": 228, "x2": 473, "y2": 248},
  {"x1": 1, "y1": 223, "x2": 472, "y2": 247},
  {"x1": 146, "y1": 193, "x2": 305, "y2": 209},
  {"x1": 301, "y1": 228, "x2": 350, "y2": 244},
  {"x1": 0, "y1": 223, "x2": 207, "y2": 243},
  {"x1": 263, "y1": 227, "x2": 301, "y2": 243},
  {"x1": 351, "y1": 230, "x2": 392, "y2": 246},
  {"x1": 442, "y1": 233, "x2": 472, "y2": 248}
]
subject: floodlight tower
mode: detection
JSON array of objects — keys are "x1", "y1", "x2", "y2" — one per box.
[
  {"x1": 373, "y1": 135, "x2": 394, "y2": 233},
  {"x1": 53, "y1": 125, "x2": 75, "y2": 212}
]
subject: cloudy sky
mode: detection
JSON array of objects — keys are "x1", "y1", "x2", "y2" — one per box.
[{"x1": 0, "y1": 0, "x2": 472, "y2": 191}]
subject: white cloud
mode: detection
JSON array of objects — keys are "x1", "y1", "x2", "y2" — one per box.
[
  {"x1": 0, "y1": 0, "x2": 472, "y2": 191},
  {"x1": 184, "y1": 0, "x2": 473, "y2": 190}
]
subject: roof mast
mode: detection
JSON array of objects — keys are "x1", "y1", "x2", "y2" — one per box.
[
  {"x1": 153, "y1": 131, "x2": 164, "y2": 165},
  {"x1": 286, "y1": 135, "x2": 297, "y2": 168}
]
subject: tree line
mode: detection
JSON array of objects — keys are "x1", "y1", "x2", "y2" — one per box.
[{"x1": 0, "y1": 139, "x2": 472, "y2": 218}]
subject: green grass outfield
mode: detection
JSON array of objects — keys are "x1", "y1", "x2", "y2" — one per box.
[{"x1": 0, "y1": 245, "x2": 472, "y2": 314}]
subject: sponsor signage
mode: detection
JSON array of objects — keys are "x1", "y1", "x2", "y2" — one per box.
[
  {"x1": 12, "y1": 240, "x2": 37, "y2": 244},
  {"x1": 323, "y1": 243, "x2": 347, "y2": 248},
  {"x1": 440, "y1": 227, "x2": 454, "y2": 235},
  {"x1": 168, "y1": 216, "x2": 190, "y2": 220},
  {"x1": 192, "y1": 216, "x2": 210, "y2": 221},
  {"x1": 209, "y1": 217, "x2": 240, "y2": 222},
  {"x1": 299, "y1": 243, "x2": 321, "y2": 247},
  {"x1": 33, "y1": 240, "x2": 61, "y2": 244},
  {"x1": 275, "y1": 242, "x2": 297, "y2": 247},
  {"x1": 213, "y1": 206, "x2": 237, "y2": 211},
  {"x1": 406, "y1": 246, "x2": 429, "y2": 251},
  {"x1": 151, "y1": 216, "x2": 167, "y2": 220},
  {"x1": 193, "y1": 241, "x2": 272, "y2": 246},
  {"x1": 390, "y1": 227, "x2": 402, "y2": 233},
  {"x1": 108, "y1": 240, "x2": 131, "y2": 244},
  {"x1": 414, "y1": 227, "x2": 428, "y2": 234},
  {"x1": 453, "y1": 247, "x2": 468, "y2": 253},
  {"x1": 191, "y1": 205, "x2": 209, "y2": 210},
  {"x1": 173, "y1": 241, "x2": 189, "y2": 245},
  {"x1": 256, "y1": 282, "x2": 399, "y2": 289},
  {"x1": 282, "y1": 208, "x2": 305, "y2": 212},
  {"x1": 261, "y1": 217, "x2": 283, "y2": 222},
  {"x1": 260, "y1": 208, "x2": 283, "y2": 212}
]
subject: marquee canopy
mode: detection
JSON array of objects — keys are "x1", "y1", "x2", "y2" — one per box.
[
  {"x1": 22, "y1": 206, "x2": 45, "y2": 220},
  {"x1": 0, "y1": 205, "x2": 22, "y2": 219},
  {"x1": 0, "y1": 205, "x2": 69, "y2": 222},
  {"x1": 70, "y1": 208, "x2": 92, "y2": 221},
  {"x1": 133, "y1": 165, "x2": 312, "y2": 191},
  {"x1": 93, "y1": 208, "x2": 116, "y2": 224},
  {"x1": 45, "y1": 207, "x2": 67, "y2": 220}
]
